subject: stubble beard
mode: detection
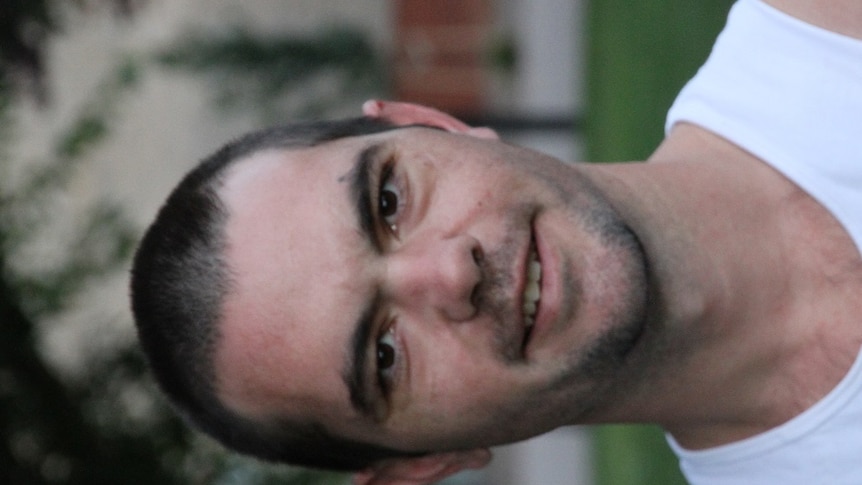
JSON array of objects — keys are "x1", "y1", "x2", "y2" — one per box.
[
  {"x1": 470, "y1": 206, "x2": 535, "y2": 364},
  {"x1": 540, "y1": 169, "x2": 652, "y2": 426},
  {"x1": 450, "y1": 160, "x2": 653, "y2": 445},
  {"x1": 513, "y1": 165, "x2": 652, "y2": 433}
]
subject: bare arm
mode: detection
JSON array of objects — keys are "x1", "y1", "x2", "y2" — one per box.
[{"x1": 763, "y1": 0, "x2": 862, "y2": 39}]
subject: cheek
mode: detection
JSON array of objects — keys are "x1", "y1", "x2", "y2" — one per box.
[
  {"x1": 417, "y1": 340, "x2": 514, "y2": 418},
  {"x1": 436, "y1": 171, "x2": 526, "y2": 221}
]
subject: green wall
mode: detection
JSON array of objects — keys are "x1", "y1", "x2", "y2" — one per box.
[
  {"x1": 586, "y1": 0, "x2": 732, "y2": 162},
  {"x1": 584, "y1": 1, "x2": 732, "y2": 484}
]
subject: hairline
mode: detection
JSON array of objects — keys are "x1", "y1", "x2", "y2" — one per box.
[
  {"x1": 131, "y1": 117, "x2": 438, "y2": 471},
  {"x1": 202, "y1": 119, "x2": 426, "y2": 467}
]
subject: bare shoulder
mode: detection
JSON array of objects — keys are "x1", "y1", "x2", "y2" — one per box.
[{"x1": 763, "y1": 0, "x2": 862, "y2": 39}]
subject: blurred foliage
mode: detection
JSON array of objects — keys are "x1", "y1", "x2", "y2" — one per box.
[
  {"x1": 0, "y1": 1, "x2": 356, "y2": 484},
  {"x1": 0, "y1": 0, "x2": 57, "y2": 102},
  {"x1": 585, "y1": 1, "x2": 733, "y2": 484},
  {"x1": 486, "y1": 33, "x2": 518, "y2": 74},
  {"x1": 0, "y1": 0, "x2": 142, "y2": 103},
  {"x1": 157, "y1": 25, "x2": 386, "y2": 122},
  {"x1": 0, "y1": 53, "x2": 192, "y2": 485}
]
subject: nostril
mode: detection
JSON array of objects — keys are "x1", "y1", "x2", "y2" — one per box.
[
  {"x1": 469, "y1": 245, "x2": 483, "y2": 312},
  {"x1": 470, "y1": 281, "x2": 481, "y2": 309},
  {"x1": 471, "y1": 246, "x2": 484, "y2": 264}
]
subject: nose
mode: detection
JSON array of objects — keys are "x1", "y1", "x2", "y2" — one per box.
[{"x1": 386, "y1": 232, "x2": 482, "y2": 322}]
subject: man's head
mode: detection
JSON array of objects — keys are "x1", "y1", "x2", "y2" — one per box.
[
  {"x1": 130, "y1": 115, "x2": 424, "y2": 470},
  {"x1": 131, "y1": 102, "x2": 651, "y2": 482}
]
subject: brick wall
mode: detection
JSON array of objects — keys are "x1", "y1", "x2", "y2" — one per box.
[{"x1": 392, "y1": 0, "x2": 494, "y2": 115}]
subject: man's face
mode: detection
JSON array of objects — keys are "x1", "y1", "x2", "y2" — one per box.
[{"x1": 215, "y1": 127, "x2": 649, "y2": 452}]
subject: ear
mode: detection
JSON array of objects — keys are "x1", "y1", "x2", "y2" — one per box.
[
  {"x1": 362, "y1": 100, "x2": 499, "y2": 140},
  {"x1": 352, "y1": 448, "x2": 492, "y2": 485}
]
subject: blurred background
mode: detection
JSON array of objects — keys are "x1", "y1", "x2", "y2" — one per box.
[{"x1": 0, "y1": 0, "x2": 730, "y2": 483}]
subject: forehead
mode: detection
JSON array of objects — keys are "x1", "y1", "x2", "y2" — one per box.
[{"x1": 214, "y1": 137, "x2": 375, "y2": 423}]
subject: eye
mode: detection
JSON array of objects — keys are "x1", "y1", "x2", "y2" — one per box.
[
  {"x1": 378, "y1": 166, "x2": 401, "y2": 232},
  {"x1": 376, "y1": 328, "x2": 397, "y2": 393}
]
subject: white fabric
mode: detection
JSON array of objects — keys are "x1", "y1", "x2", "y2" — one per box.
[
  {"x1": 664, "y1": 0, "x2": 862, "y2": 483},
  {"x1": 666, "y1": 0, "x2": 862, "y2": 253}
]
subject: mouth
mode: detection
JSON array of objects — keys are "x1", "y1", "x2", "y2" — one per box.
[{"x1": 521, "y1": 236, "x2": 542, "y2": 350}]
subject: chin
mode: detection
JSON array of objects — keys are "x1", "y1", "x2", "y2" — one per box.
[{"x1": 550, "y1": 222, "x2": 651, "y2": 420}]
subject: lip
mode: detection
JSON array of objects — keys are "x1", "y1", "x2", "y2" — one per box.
[
  {"x1": 522, "y1": 217, "x2": 558, "y2": 360},
  {"x1": 518, "y1": 228, "x2": 537, "y2": 356}
]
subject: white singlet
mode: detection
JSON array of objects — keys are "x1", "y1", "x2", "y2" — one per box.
[{"x1": 664, "y1": 0, "x2": 862, "y2": 483}]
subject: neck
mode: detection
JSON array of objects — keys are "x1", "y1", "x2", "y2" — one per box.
[{"x1": 579, "y1": 123, "x2": 862, "y2": 448}]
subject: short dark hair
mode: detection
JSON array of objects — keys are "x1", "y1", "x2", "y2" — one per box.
[{"x1": 130, "y1": 117, "x2": 422, "y2": 471}]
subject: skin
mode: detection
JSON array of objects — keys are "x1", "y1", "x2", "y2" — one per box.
[
  {"x1": 211, "y1": 3, "x2": 862, "y2": 482},
  {"x1": 215, "y1": 125, "x2": 652, "y2": 453},
  {"x1": 763, "y1": 0, "x2": 862, "y2": 40}
]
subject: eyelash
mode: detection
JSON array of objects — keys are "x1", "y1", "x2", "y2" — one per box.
[
  {"x1": 377, "y1": 161, "x2": 403, "y2": 235},
  {"x1": 375, "y1": 323, "x2": 400, "y2": 397}
]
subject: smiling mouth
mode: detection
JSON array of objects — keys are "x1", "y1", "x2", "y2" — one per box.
[{"x1": 522, "y1": 238, "x2": 542, "y2": 331}]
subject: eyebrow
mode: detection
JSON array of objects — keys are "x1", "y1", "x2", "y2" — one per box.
[
  {"x1": 345, "y1": 143, "x2": 385, "y2": 253},
  {"x1": 341, "y1": 143, "x2": 386, "y2": 419}
]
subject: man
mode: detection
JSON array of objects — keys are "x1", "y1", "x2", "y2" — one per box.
[{"x1": 130, "y1": 0, "x2": 862, "y2": 483}]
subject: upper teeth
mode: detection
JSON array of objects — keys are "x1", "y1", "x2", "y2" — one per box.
[{"x1": 523, "y1": 248, "x2": 542, "y2": 327}]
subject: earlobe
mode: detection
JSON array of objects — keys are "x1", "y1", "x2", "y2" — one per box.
[
  {"x1": 362, "y1": 100, "x2": 499, "y2": 140},
  {"x1": 352, "y1": 448, "x2": 492, "y2": 485}
]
